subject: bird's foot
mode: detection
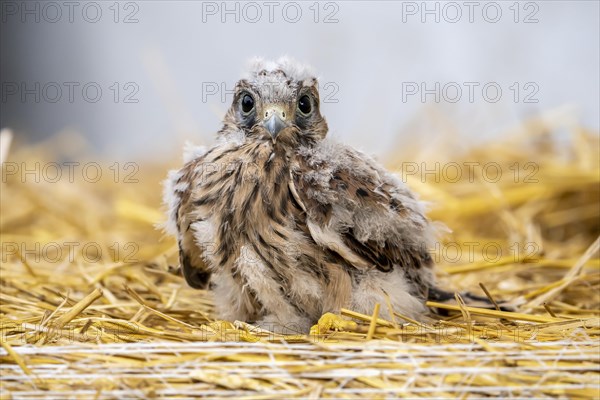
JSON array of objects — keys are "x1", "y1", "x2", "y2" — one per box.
[{"x1": 310, "y1": 312, "x2": 357, "y2": 335}]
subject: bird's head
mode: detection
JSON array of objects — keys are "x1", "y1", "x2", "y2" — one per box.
[{"x1": 221, "y1": 57, "x2": 328, "y2": 147}]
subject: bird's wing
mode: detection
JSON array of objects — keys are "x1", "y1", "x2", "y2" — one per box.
[
  {"x1": 291, "y1": 141, "x2": 436, "y2": 288},
  {"x1": 163, "y1": 147, "x2": 213, "y2": 289}
]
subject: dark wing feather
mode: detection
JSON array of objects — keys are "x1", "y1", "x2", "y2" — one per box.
[
  {"x1": 166, "y1": 153, "x2": 212, "y2": 289},
  {"x1": 291, "y1": 145, "x2": 435, "y2": 293}
]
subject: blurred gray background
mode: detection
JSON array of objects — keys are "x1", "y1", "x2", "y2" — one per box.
[{"x1": 1, "y1": 0, "x2": 599, "y2": 160}]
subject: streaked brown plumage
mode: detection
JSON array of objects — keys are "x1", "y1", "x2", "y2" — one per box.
[{"x1": 164, "y1": 57, "x2": 469, "y2": 333}]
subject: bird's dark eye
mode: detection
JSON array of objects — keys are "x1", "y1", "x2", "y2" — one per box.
[
  {"x1": 241, "y1": 94, "x2": 254, "y2": 113},
  {"x1": 298, "y1": 95, "x2": 312, "y2": 115}
]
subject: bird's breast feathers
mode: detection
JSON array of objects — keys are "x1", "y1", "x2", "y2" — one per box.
[{"x1": 169, "y1": 135, "x2": 436, "y2": 276}]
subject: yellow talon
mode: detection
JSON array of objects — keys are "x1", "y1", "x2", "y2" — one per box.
[{"x1": 310, "y1": 312, "x2": 357, "y2": 335}]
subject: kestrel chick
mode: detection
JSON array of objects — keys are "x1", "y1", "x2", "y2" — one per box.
[{"x1": 165, "y1": 58, "x2": 457, "y2": 333}]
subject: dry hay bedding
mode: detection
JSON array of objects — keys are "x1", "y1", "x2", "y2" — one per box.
[{"x1": 0, "y1": 116, "x2": 599, "y2": 399}]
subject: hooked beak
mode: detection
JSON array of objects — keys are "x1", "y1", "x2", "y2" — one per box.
[{"x1": 262, "y1": 107, "x2": 288, "y2": 141}]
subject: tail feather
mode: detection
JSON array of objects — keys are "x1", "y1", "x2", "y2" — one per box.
[
  {"x1": 427, "y1": 286, "x2": 514, "y2": 314},
  {"x1": 180, "y1": 248, "x2": 211, "y2": 289}
]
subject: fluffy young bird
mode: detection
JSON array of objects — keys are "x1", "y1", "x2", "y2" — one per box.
[{"x1": 165, "y1": 58, "x2": 455, "y2": 333}]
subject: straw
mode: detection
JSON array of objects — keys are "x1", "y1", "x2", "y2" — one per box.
[{"x1": 1, "y1": 113, "x2": 599, "y2": 397}]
